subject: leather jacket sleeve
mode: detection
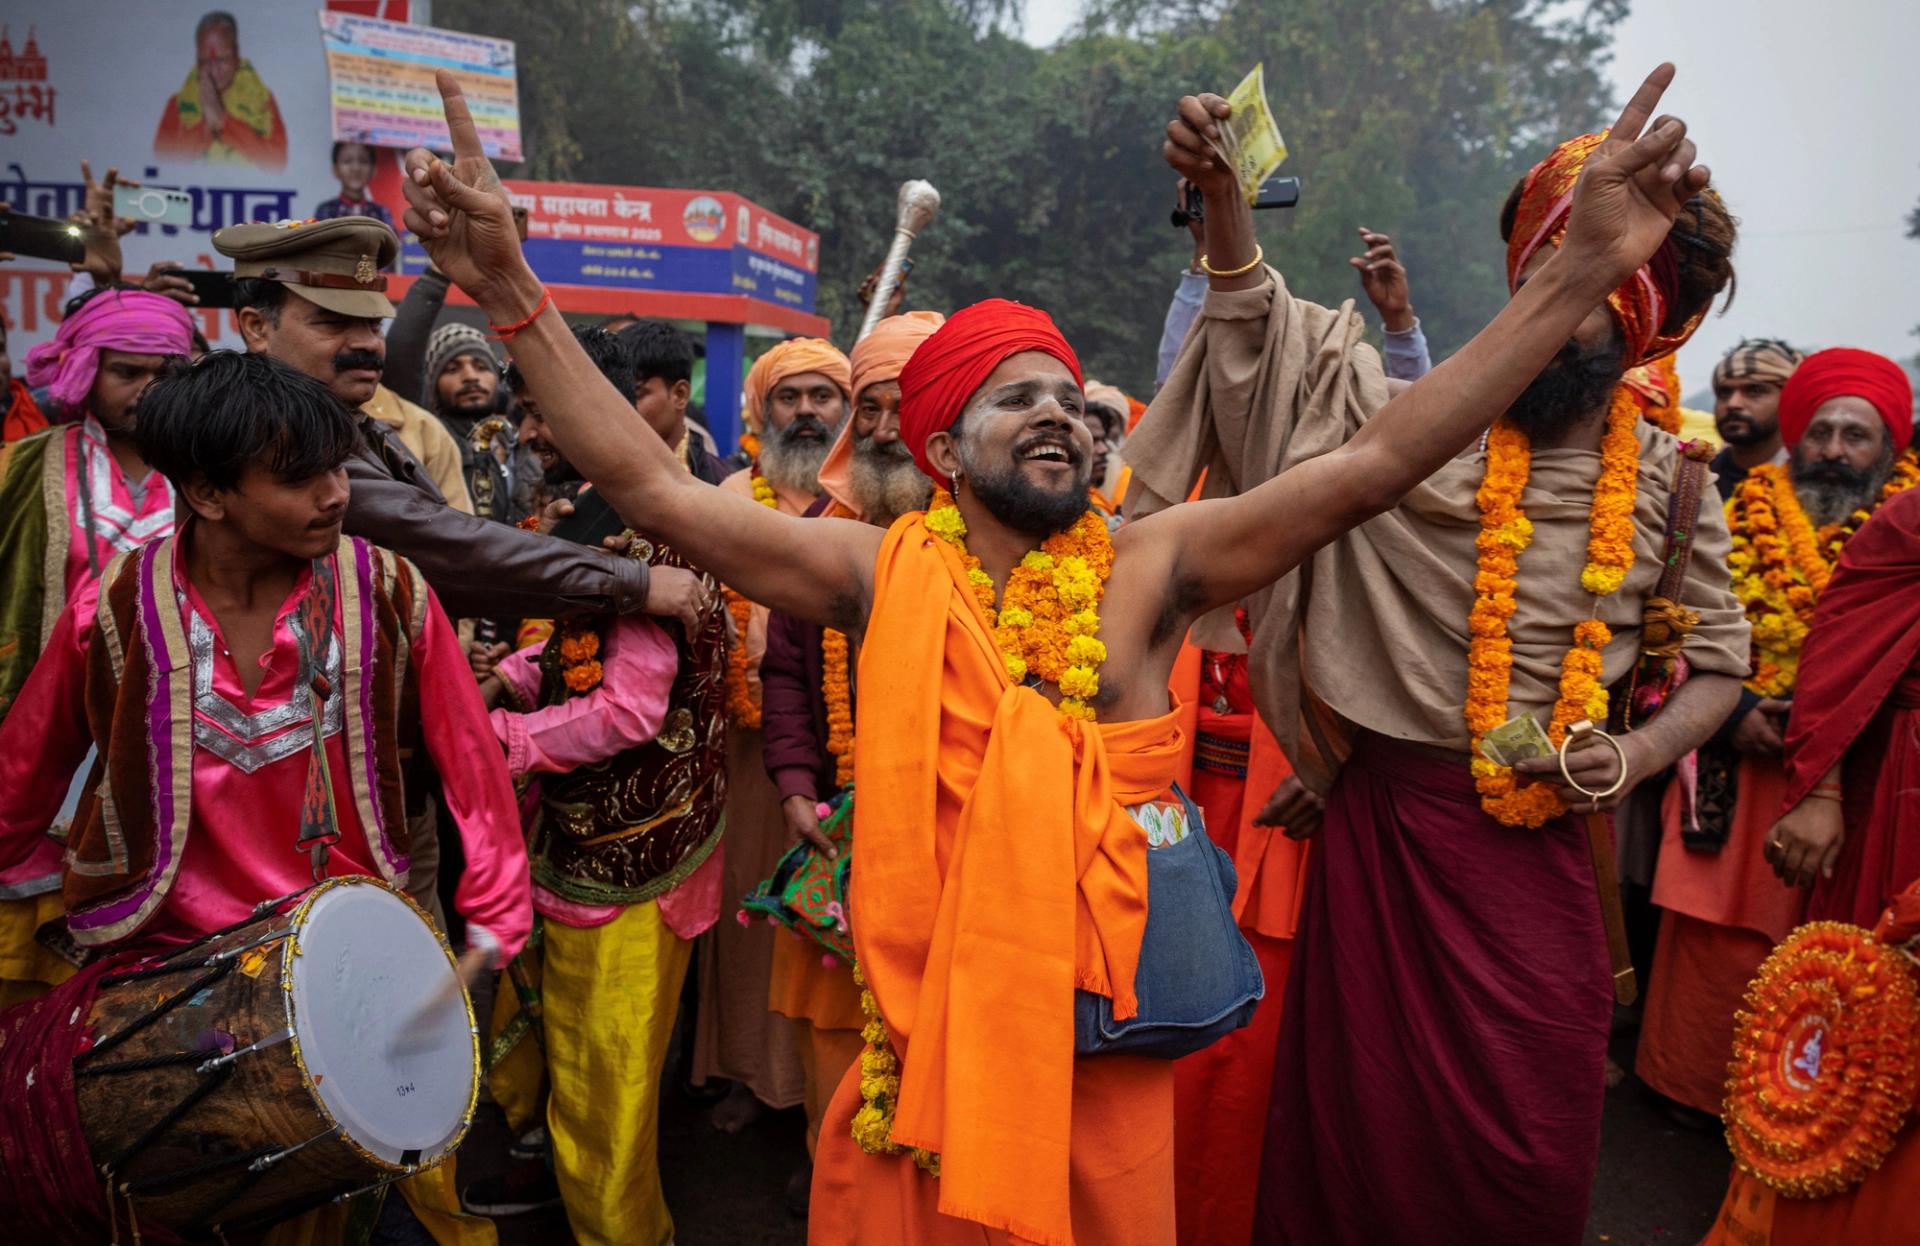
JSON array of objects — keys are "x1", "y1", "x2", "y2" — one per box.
[
  {"x1": 384, "y1": 267, "x2": 450, "y2": 409},
  {"x1": 345, "y1": 416, "x2": 650, "y2": 620}
]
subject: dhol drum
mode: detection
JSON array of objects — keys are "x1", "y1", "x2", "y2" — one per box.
[{"x1": 74, "y1": 877, "x2": 478, "y2": 1236}]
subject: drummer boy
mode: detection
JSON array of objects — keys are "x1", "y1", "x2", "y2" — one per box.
[{"x1": 0, "y1": 351, "x2": 532, "y2": 1236}]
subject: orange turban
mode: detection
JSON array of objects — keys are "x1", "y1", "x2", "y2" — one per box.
[
  {"x1": 897, "y1": 299, "x2": 1083, "y2": 482},
  {"x1": 817, "y1": 312, "x2": 946, "y2": 517},
  {"x1": 1082, "y1": 381, "x2": 1132, "y2": 432},
  {"x1": 1506, "y1": 131, "x2": 1705, "y2": 367},
  {"x1": 741, "y1": 337, "x2": 852, "y2": 440}
]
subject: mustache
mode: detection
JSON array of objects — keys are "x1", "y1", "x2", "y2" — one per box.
[
  {"x1": 332, "y1": 349, "x2": 384, "y2": 375},
  {"x1": 854, "y1": 434, "x2": 914, "y2": 463},
  {"x1": 1793, "y1": 459, "x2": 1873, "y2": 488}
]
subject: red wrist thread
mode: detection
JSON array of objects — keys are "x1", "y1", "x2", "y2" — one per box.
[{"x1": 488, "y1": 287, "x2": 552, "y2": 340}]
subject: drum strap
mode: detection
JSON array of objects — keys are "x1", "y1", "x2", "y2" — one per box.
[{"x1": 294, "y1": 554, "x2": 342, "y2": 882}]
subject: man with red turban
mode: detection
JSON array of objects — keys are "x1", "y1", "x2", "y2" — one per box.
[
  {"x1": 397, "y1": 63, "x2": 1711, "y2": 1244},
  {"x1": 1637, "y1": 346, "x2": 1917, "y2": 1125},
  {"x1": 1134, "y1": 68, "x2": 1750, "y2": 1246},
  {"x1": 1763, "y1": 349, "x2": 1917, "y2": 913},
  {"x1": 696, "y1": 334, "x2": 853, "y2": 1133}
]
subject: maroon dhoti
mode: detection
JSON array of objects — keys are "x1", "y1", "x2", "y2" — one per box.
[{"x1": 1253, "y1": 732, "x2": 1611, "y2": 1246}]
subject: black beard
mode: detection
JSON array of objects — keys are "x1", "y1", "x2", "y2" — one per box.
[
  {"x1": 761, "y1": 414, "x2": 834, "y2": 493},
  {"x1": 1716, "y1": 413, "x2": 1779, "y2": 448},
  {"x1": 541, "y1": 454, "x2": 584, "y2": 487},
  {"x1": 443, "y1": 390, "x2": 494, "y2": 418},
  {"x1": 1790, "y1": 447, "x2": 1893, "y2": 527},
  {"x1": 961, "y1": 446, "x2": 1091, "y2": 538},
  {"x1": 1504, "y1": 333, "x2": 1627, "y2": 441},
  {"x1": 849, "y1": 435, "x2": 930, "y2": 524}
]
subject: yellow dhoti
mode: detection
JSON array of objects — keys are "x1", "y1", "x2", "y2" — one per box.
[{"x1": 529, "y1": 900, "x2": 691, "y2": 1246}]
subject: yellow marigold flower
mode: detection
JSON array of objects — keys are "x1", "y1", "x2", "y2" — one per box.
[
  {"x1": 1004, "y1": 653, "x2": 1028, "y2": 683},
  {"x1": 1021, "y1": 550, "x2": 1055, "y2": 571},
  {"x1": 1065, "y1": 635, "x2": 1106, "y2": 666},
  {"x1": 1059, "y1": 665, "x2": 1100, "y2": 700},
  {"x1": 1063, "y1": 609, "x2": 1100, "y2": 636},
  {"x1": 999, "y1": 605, "x2": 1035, "y2": 629}
]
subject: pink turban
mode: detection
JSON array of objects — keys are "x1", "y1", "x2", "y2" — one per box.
[
  {"x1": 1779, "y1": 347, "x2": 1913, "y2": 453},
  {"x1": 897, "y1": 299, "x2": 1083, "y2": 482},
  {"x1": 23, "y1": 290, "x2": 195, "y2": 410}
]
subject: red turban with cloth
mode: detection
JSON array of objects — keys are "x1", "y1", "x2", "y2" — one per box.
[
  {"x1": 1778, "y1": 347, "x2": 1913, "y2": 452},
  {"x1": 897, "y1": 298, "x2": 1083, "y2": 482},
  {"x1": 1506, "y1": 131, "x2": 1707, "y2": 368}
]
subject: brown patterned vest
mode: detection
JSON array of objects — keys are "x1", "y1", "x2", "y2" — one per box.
[
  {"x1": 65, "y1": 534, "x2": 425, "y2": 946},
  {"x1": 528, "y1": 533, "x2": 729, "y2": 907}
]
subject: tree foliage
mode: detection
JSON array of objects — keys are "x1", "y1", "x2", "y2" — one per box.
[{"x1": 435, "y1": 0, "x2": 1623, "y2": 394}]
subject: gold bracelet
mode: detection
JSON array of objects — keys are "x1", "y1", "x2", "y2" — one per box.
[{"x1": 1198, "y1": 245, "x2": 1264, "y2": 279}]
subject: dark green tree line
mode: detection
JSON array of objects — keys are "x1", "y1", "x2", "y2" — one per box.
[{"x1": 436, "y1": 0, "x2": 1624, "y2": 394}]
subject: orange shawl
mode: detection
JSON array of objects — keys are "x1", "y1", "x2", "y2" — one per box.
[{"x1": 852, "y1": 515, "x2": 1184, "y2": 1246}]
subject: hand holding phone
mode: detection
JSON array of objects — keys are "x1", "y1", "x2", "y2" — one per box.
[{"x1": 0, "y1": 206, "x2": 87, "y2": 265}]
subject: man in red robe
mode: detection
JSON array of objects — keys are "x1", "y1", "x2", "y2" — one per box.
[{"x1": 1768, "y1": 478, "x2": 1920, "y2": 923}]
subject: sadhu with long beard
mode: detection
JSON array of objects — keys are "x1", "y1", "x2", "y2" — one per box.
[
  {"x1": 1133, "y1": 73, "x2": 1750, "y2": 1246},
  {"x1": 400, "y1": 66, "x2": 1713, "y2": 1246}
]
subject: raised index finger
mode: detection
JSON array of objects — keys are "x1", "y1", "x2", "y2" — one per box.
[
  {"x1": 435, "y1": 71, "x2": 485, "y2": 161},
  {"x1": 1607, "y1": 63, "x2": 1675, "y2": 149}
]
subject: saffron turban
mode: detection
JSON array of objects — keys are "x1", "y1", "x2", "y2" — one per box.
[
  {"x1": 1506, "y1": 131, "x2": 1705, "y2": 367},
  {"x1": 897, "y1": 298, "x2": 1083, "y2": 482},
  {"x1": 740, "y1": 337, "x2": 851, "y2": 440},
  {"x1": 817, "y1": 311, "x2": 946, "y2": 517},
  {"x1": 1712, "y1": 338, "x2": 1803, "y2": 390},
  {"x1": 1082, "y1": 381, "x2": 1132, "y2": 433},
  {"x1": 1778, "y1": 347, "x2": 1913, "y2": 452},
  {"x1": 23, "y1": 290, "x2": 195, "y2": 409}
]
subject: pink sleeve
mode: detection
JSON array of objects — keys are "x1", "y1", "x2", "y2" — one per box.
[
  {"x1": 0, "y1": 588, "x2": 97, "y2": 878},
  {"x1": 487, "y1": 616, "x2": 678, "y2": 780},
  {"x1": 494, "y1": 641, "x2": 545, "y2": 711},
  {"x1": 414, "y1": 588, "x2": 533, "y2": 965}
]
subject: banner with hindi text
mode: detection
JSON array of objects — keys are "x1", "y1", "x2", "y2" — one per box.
[{"x1": 319, "y1": 12, "x2": 522, "y2": 161}]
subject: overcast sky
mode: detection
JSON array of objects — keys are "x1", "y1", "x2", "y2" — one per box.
[{"x1": 1021, "y1": 0, "x2": 1920, "y2": 388}]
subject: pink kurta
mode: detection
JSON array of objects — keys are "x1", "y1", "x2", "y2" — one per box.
[
  {"x1": 0, "y1": 540, "x2": 532, "y2": 961},
  {"x1": 61, "y1": 417, "x2": 173, "y2": 589},
  {"x1": 491, "y1": 616, "x2": 724, "y2": 940}
]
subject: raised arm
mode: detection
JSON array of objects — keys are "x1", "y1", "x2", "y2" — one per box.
[
  {"x1": 1151, "y1": 64, "x2": 1708, "y2": 614},
  {"x1": 398, "y1": 75, "x2": 882, "y2": 630}
]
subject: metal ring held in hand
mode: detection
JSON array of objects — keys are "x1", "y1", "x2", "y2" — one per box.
[{"x1": 1557, "y1": 719, "x2": 1629, "y2": 802}]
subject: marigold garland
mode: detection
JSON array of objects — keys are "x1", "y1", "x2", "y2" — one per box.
[
  {"x1": 1465, "y1": 386, "x2": 1640, "y2": 827},
  {"x1": 849, "y1": 960, "x2": 940, "y2": 1175},
  {"x1": 1727, "y1": 450, "x2": 1920, "y2": 697},
  {"x1": 823, "y1": 627, "x2": 855, "y2": 789},
  {"x1": 925, "y1": 488, "x2": 1113, "y2": 720},
  {"x1": 556, "y1": 621, "x2": 604, "y2": 694},
  {"x1": 1723, "y1": 921, "x2": 1920, "y2": 1199},
  {"x1": 723, "y1": 469, "x2": 781, "y2": 728}
]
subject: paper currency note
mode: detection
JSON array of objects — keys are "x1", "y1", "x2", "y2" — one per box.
[
  {"x1": 1478, "y1": 713, "x2": 1556, "y2": 768},
  {"x1": 1219, "y1": 63, "x2": 1288, "y2": 205}
]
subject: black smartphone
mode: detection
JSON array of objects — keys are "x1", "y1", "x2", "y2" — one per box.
[
  {"x1": 1170, "y1": 175, "x2": 1303, "y2": 229},
  {"x1": 178, "y1": 269, "x2": 234, "y2": 308},
  {"x1": 0, "y1": 209, "x2": 86, "y2": 264}
]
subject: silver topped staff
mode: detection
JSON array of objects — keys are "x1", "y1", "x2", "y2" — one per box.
[{"x1": 855, "y1": 179, "x2": 940, "y2": 342}]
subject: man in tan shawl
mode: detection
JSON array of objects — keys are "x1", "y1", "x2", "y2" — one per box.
[{"x1": 1131, "y1": 86, "x2": 1752, "y2": 1246}]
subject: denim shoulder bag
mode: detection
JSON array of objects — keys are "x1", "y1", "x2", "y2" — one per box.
[{"x1": 1073, "y1": 782, "x2": 1264, "y2": 1059}]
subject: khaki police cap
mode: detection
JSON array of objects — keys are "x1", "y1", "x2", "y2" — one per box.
[{"x1": 213, "y1": 217, "x2": 400, "y2": 319}]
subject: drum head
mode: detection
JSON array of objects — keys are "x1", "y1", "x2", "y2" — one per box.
[{"x1": 287, "y1": 881, "x2": 476, "y2": 1165}]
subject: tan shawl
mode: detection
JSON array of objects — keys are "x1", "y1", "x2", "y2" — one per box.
[{"x1": 1125, "y1": 269, "x2": 1750, "y2": 793}]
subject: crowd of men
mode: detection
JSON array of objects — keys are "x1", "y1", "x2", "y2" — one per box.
[{"x1": 0, "y1": 60, "x2": 1916, "y2": 1246}]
